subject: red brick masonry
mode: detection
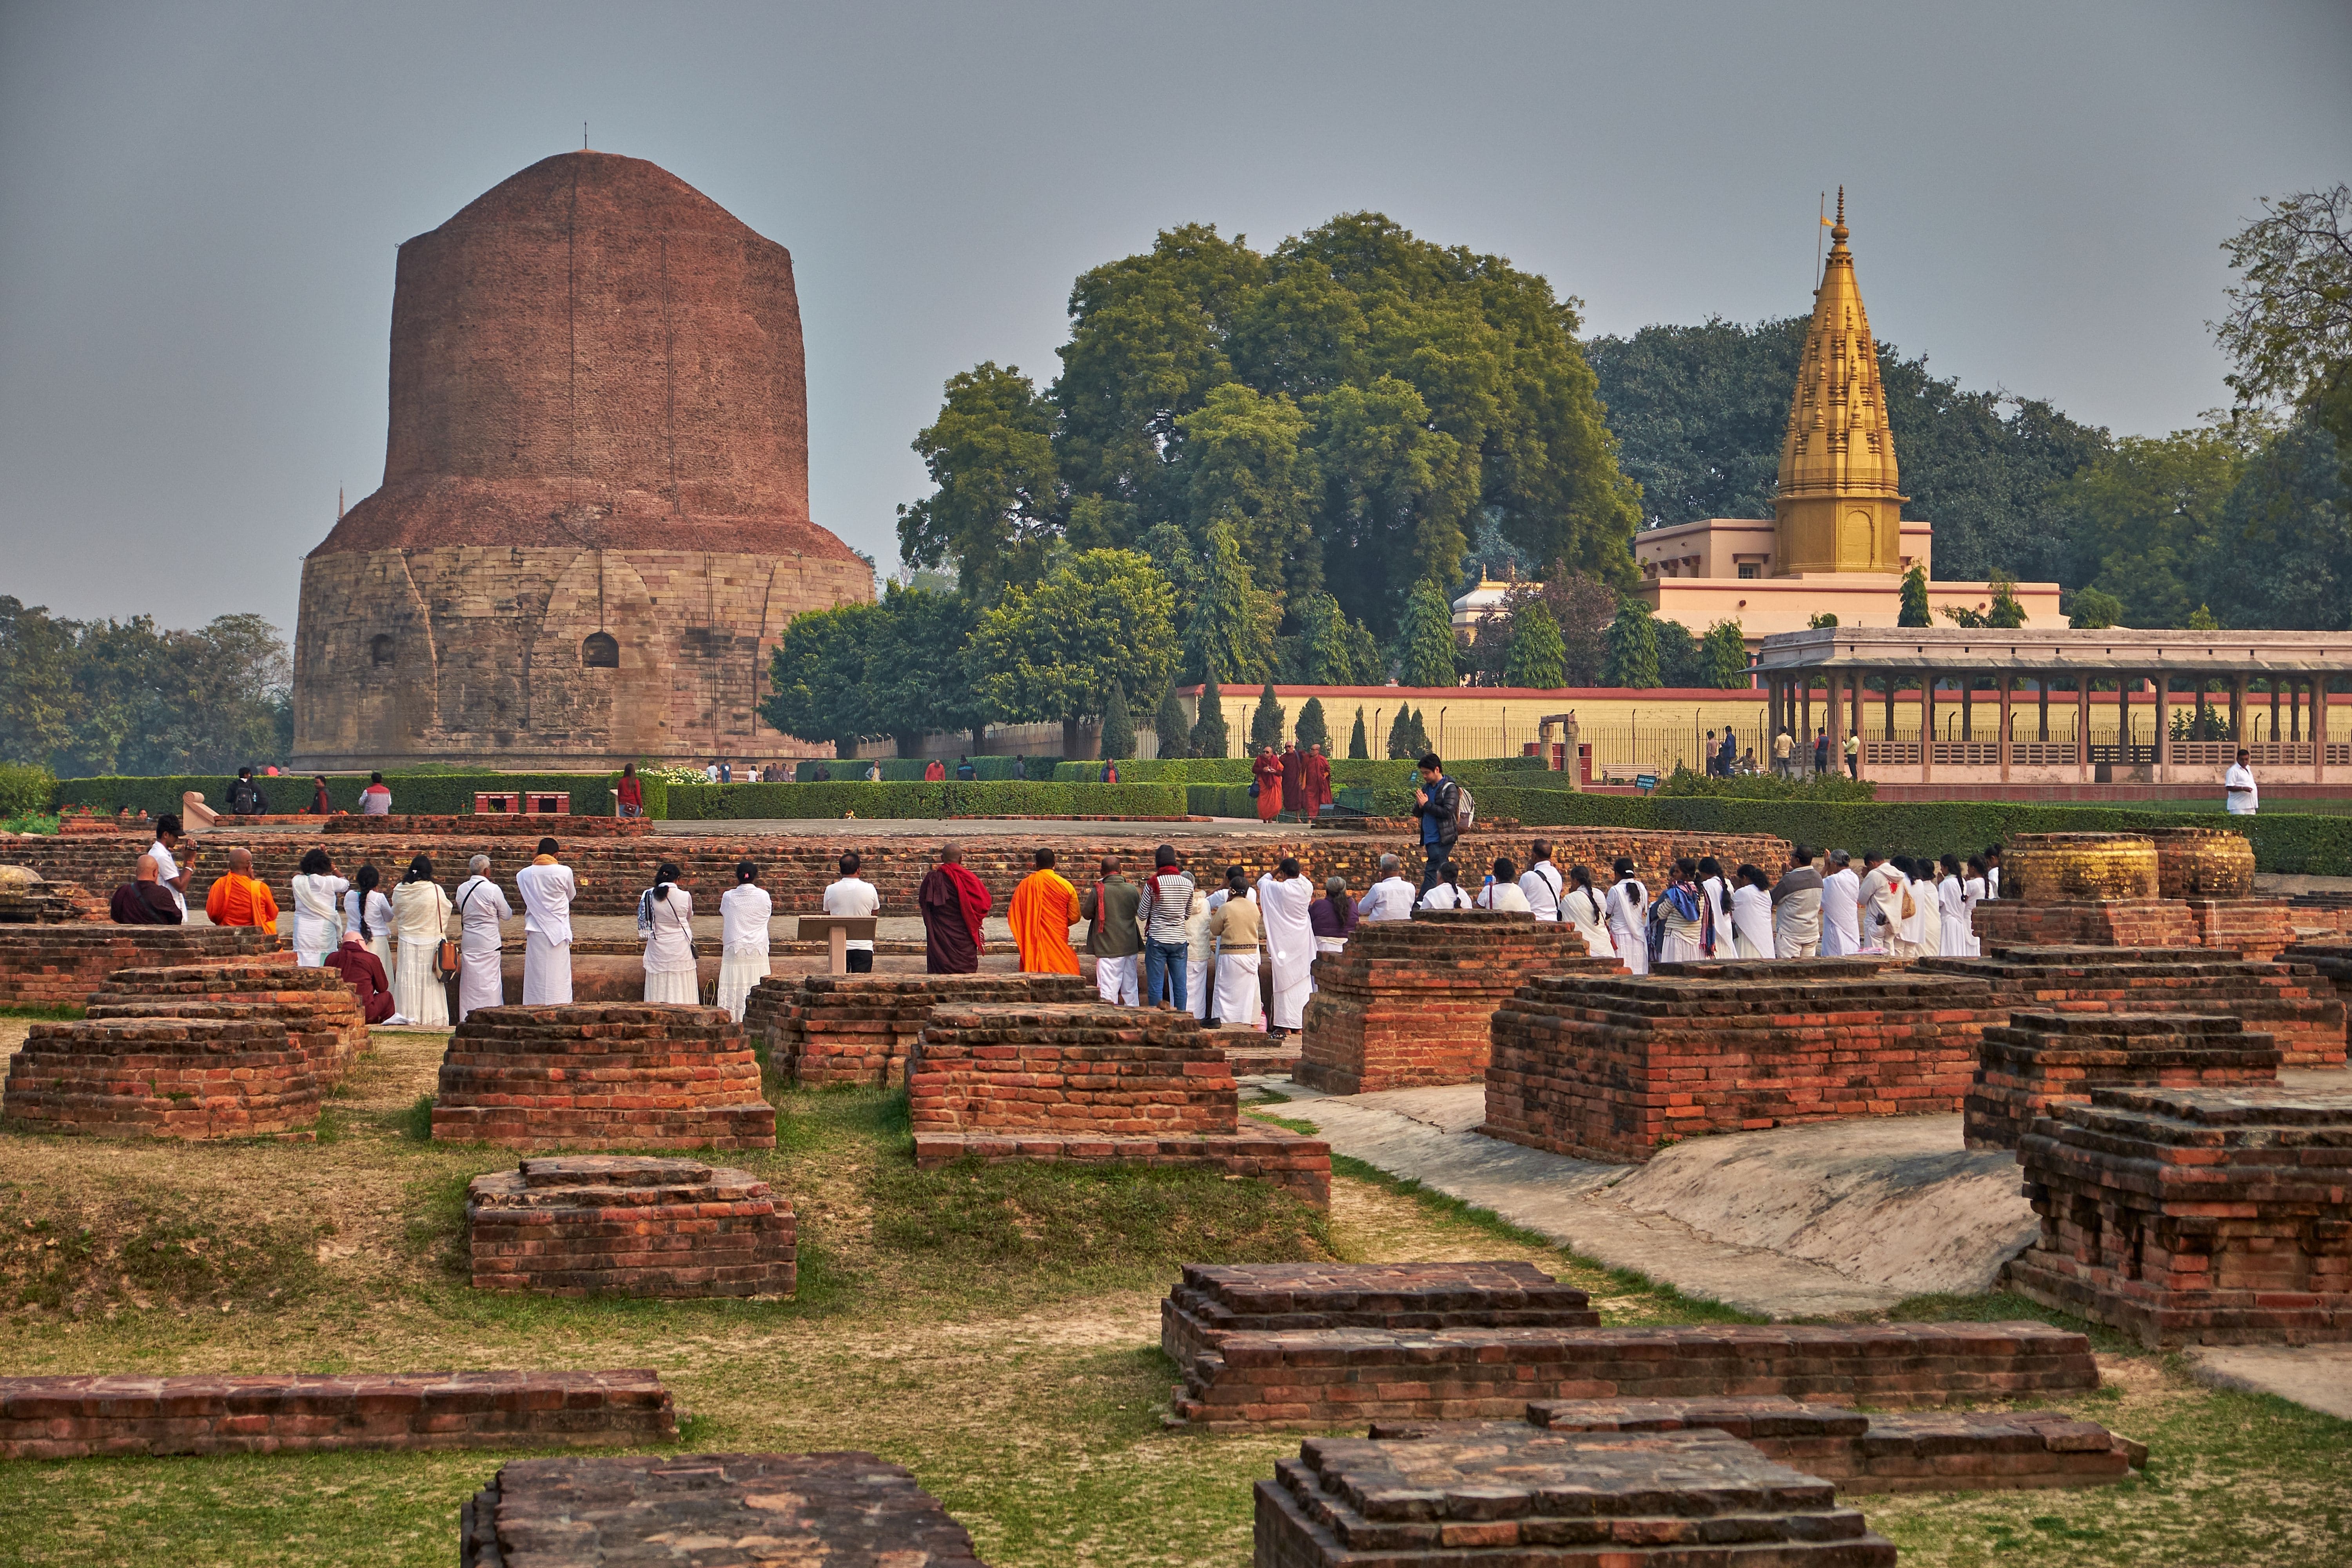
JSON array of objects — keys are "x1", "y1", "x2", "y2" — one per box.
[
  {"x1": 906, "y1": 1001, "x2": 1331, "y2": 1207},
  {"x1": 2009, "y1": 1085, "x2": 2352, "y2": 1347},
  {"x1": 467, "y1": 1155, "x2": 795, "y2": 1299},
  {"x1": 433, "y1": 1004, "x2": 775, "y2": 1150},
  {"x1": 1174, "y1": 1319, "x2": 2100, "y2": 1431},
  {"x1": 326, "y1": 814, "x2": 655, "y2": 837},
  {"x1": 0, "y1": 1370, "x2": 675, "y2": 1459},
  {"x1": 1482, "y1": 959, "x2": 2004, "y2": 1163},
  {"x1": 746, "y1": 972, "x2": 1091, "y2": 1088},
  {"x1": 4, "y1": 1014, "x2": 323, "y2": 1139},
  {"x1": 461, "y1": 1452, "x2": 988, "y2": 1568},
  {"x1": 1964, "y1": 1011, "x2": 2279, "y2": 1151},
  {"x1": 1973, "y1": 895, "x2": 2301, "y2": 963},
  {"x1": 87, "y1": 956, "x2": 372, "y2": 1079},
  {"x1": 1163, "y1": 1262, "x2": 1600, "y2": 1368},
  {"x1": 0, "y1": 924, "x2": 274, "y2": 1009},
  {"x1": 1256, "y1": 1424, "x2": 1895, "y2": 1567},
  {"x1": 1298, "y1": 910, "x2": 1615, "y2": 1095}
]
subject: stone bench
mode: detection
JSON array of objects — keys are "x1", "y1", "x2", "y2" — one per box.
[
  {"x1": 1163, "y1": 1261, "x2": 1599, "y2": 1367},
  {"x1": 433, "y1": 1003, "x2": 775, "y2": 1151},
  {"x1": 3, "y1": 1014, "x2": 324, "y2": 1138},
  {"x1": 1964, "y1": 1011, "x2": 2280, "y2": 1151},
  {"x1": 0, "y1": 924, "x2": 275, "y2": 1009},
  {"x1": 461, "y1": 1451, "x2": 986, "y2": 1567},
  {"x1": 746, "y1": 971, "x2": 1091, "y2": 1088},
  {"x1": 0, "y1": 1370, "x2": 675, "y2": 1459},
  {"x1": 467, "y1": 1155, "x2": 795, "y2": 1299}
]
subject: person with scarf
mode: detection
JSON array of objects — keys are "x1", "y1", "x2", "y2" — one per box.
[
  {"x1": 1307, "y1": 875, "x2": 1356, "y2": 962},
  {"x1": 1138, "y1": 845, "x2": 1196, "y2": 1010},
  {"x1": 1653, "y1": 858, "x2": 1711, "y2": 966},
  {"x1": 287, "y1": 848, "x2": 347, "y2": 966},
  {"x1": 1009, "y1": 847, "x2": 1081, "y2": 975},
  {"x1": 1696, "y1": 857, "x2": 1733, "y2": 956},
  {"x1": 343, "y1": 862, "x2": 394, "y2": 973},
  {"x1": 515, "y1": 838, "x2": 580, "y2": 1003},
  {"x1": 1477, "y1": 856, "x2": 1532, "y2": 912},
  {"x1": 1302, "y1": 743, "x2": 1333, "y2": 822},
  {"x1": 451, "y1": 853, "x2": 511, "y2": 1022},
  {"x1": 1182, "y1": 889, "x2": 1215, "y2": 1020},
  {"x1": 1562, "y1": 864, "x2": 1615, "y2": 960},
  {"x1": 716, "y1": 860, "x2": 771, "y2": 1020},
  {"x1": 1604, "y1": 857, "x2": 1650, "y2": 975},
  {"x1": 1256, "y1": 857, "x2": 1315, "y2": 1037},
  {"x1": 1208, "y1": 868, "x2": 1263, "y2": 1029},
  {"x1": 919, "y1": 842, "x2": 991, "y2": 974},
  {"x1": 1770, "y1": 846, "x2": 1824, "y2": 958},
  {"x1": 638, "y1": 861, "x2": 699, "y2": 1004},
  {"x1": 1251, "y1": 746, "x2": 1285, "y2": 822},
  {"x1": 1857, "y1": 850, "x2": 1904, "y2": 955},
  {"x1": 110, "y1": 854, "x2": 184, "y2": 925},
  {"x1": 390, "y1": 855, "x2": 452, "y2": 1026},
  {"x1": 203, "y1": 846, "x2": 279, "y2": 933},
  {"x1": 1081, "y1": 857, "x2": 1142, "y2": 1003}
]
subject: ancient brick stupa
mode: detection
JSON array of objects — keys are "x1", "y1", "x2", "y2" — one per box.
[{"x1": 292, "y1": 151, "x2": 871, "y2": 769}]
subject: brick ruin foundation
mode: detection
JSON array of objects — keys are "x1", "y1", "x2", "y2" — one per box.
[
  {"x1": 432, "y1": 1004, "x2": 775, "y2": 1150},
  {"x1": 0, "y1": 924, "x2": 276, "y2": 1009},
  {"x1": 1297, "y1": 910, "x2": 1613, "y2": 1095},
  {"x1": 906, "y1": 1001, "x2": 1331, "y2": 1207},
  {"x1": 1164, "y1": 1262, "x2": 1601, "y2": 1368},
  {"x1": 2008, "y1": 1085, "x2": 2352, "y2": 1347},
  {"x1": 744, "y1": 971, "x2": 1092, "y2": 1088},
  {"x1": 2282, "y1": 942, "x2": 2352, "y2": 1014},
  {"x1": 467, "y1": 1155, "x2": 795, "y2": 1299},
  {"x1": 85, "y1": 957, "x2": 372, "y2": 1078},
  {"x1": 461, "y1": 1452, "x2": 987, "y2": 1568},
  {"x1": 4, "y1": 1014, "x2": 325, "y2": 1139},
  {"x1": 1481, "y1": 959, "x2": 2004, "y2": 1163},
  {"x1": 0, "y1": 864, "x2": 105, "y2": 925},
  {"x1": 0, "y1": 1370, "x2": 675, "y2": 1459},
  {"x1": 1965, "y1": 1011, "x2": 2281, "y2": 1151}
]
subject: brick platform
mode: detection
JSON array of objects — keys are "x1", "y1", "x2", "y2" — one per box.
[
  {"x1": 2009, "y1": 1085, "x2": 2352, "y2": 1347},
  {"x1": 0, "y1": 924, "x2": 276, "y2": 1009},
  {"x1": 1523, "y1": 1399, "x2": 2143, "y2": 1493},
  {"x1": 467, "y1": 1155, "x2": 795, "y2": 1299},
  {"x1": 745, "y1": 971, "x2": 1091, "y2": 1088},
  {"x1": 1965, "y1": 1011, "x2": 2280, "y2": 1151},
  {"x1": 1256, "y1": 1424, "x2": 1893, "y2": 1566},
  {"x1": 327, "y1": 813, "x2": 655, "y2": 836},
  {"x1": 4, "y1": 1014, "x2": 324, "y2": 1138},
  {"x1": 1298, "y1": 910, "x2": 1615, "y2": 1095},
  {"x1": 0, "y1": 865, "x2": 105, "y2": 924},
  {"x1": 2283, "y1": 943, "x2": 2352, "y2": 1013},
  {"x1": 906, "y1": 1001, "x2": 1331, "y2": 1207},
  {"x1": 461, "y1": 1452, "x2": 987, "y2": 1568},
  {"x1": 1172, "y1": 1320, "x2": 2100, "y2": 1431},
  {"x1": 1481, "y1": 960, "x2": 2004, "y2": 1163},
  {"x1": 433, "y1": 1004, "x2": 775, "y2": 1150},
  {"x1": 2287, "y1": 893, "x2": 2352, "y2": 938},
  {"x1": 85, "y1": 956, "x2": 371, "y2": 1079},
  {"x1": 1164, "y1": 1262, "x2": 1600, "y2": 1368},
  {"x1": 1972, "y1": 898, "x2": 2201, "y2": 950},
  {"x1": 0, "y1": 1370, "x2": 675, "y2": 1459},
  {"x1": 1916, "y1": 946, "x2": 2345, "y2": 1069}
]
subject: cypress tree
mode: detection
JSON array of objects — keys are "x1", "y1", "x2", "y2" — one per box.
[
  {"x1": 1899, "y1": 564, "x2": 1932, "y2": 628},
  {"x1": 1394, "y1": 577, "x2": 1460, "y2": 689},
  {"x1": 1249, "y1": 682, "x2": 1286, "y2": 751},
  {"x1": 1099, "y1": 679, "x2": 1135, "y2": 759},
  {"x1": 1407, "y1": 708, "x2": 1433, "y2": 757},
  {"x1": 1384, "y1": 706, "x2": 1415, "y2": 759},
  {"x1": 1154, "y1": 683, "x2": 1189, "y2": 759},
  {"x1": 1348, "y1": 705, "x2": 1370, "y2": 759},
  {"x1": 1295, "y1": 695, "x2": 1329, "y2": 753},
  {"x1": 1189, "y1": 666, "x2": 1229, "y2": 758},
  {"x1": 1602, "y1": 599, "x2": 1662, "y2": 688},
  {"x1": 1698, "y1": 621, "x2": 1751, "y2": 688},
  {"x1": 1504, "y1": 601, "x2": 1567, "y2": 688}
]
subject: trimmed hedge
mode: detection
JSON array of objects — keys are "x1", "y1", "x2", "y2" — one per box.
[
  {"x1": 54, "y1": 772, "x2": 662, "y2": 820},
  {"x1": 846, "y1": 756, "x2": 1065, "y2": 782},
  {"x1": 665, "y1": 781, "x2": 1188, "y2": 820}
]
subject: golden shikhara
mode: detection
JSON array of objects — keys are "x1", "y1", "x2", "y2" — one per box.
[{"x1": 1774, "y1": 187, "x2": 1907, "y2": 575}]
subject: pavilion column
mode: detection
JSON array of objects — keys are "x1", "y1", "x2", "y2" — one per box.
[
  {"x1": 2232, "y1": 675, "x2": 2247, "y2": 749},
  {"x1": 1829, "y1": 671, "x2": 1846, "y2": 773},
  {"x1": 2271, "y1": 679, "x2": 2282, "y2": 745},
  {"x1": 1999, "y1": 675, "x2": 2014, "y2": 782},
  {"x1": 2077, "y1": 677, "x2": 2090, "y2": 781},
  {"x1": 1882, "y1": 675, "x2": 1896, "y2": 754},
  {"x1": 2156, "y1": 674, "x2": 2170, "y2": 782},
  {"x1": 1800, "y1": 679, "x2": 1813, "y2": 767},
  {"x1": 1921, "y1": 671, "x2": 1935, "y2": 783},
  {"x1": 2318, "y1": 678, "x2": 2330, "y2": 782},
  {"x1": 2119, "y1": 675, "x2": 2132, "y2": 770},
  {"x1": 1962, "y1": 678, "x2": 1973, "y2": 743},
  {"x1": 2292, "y1": 679, "x2": 2304, "y2": 744},
  {"x1": 2038, "y1": 676, "x2": 2050, "y2": 743}
]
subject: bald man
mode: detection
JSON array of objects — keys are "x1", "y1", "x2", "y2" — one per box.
[
  {"x1": 918, "y1": 842, "x2": 992, "y2": 974},
  {"x1": 110, "y1": 854, "x2": 183, "y2": 925},
  {"x1": 203, "y1": 846, "x2": 279, "y2": 933}
]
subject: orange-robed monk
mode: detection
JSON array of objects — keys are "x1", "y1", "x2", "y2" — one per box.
[
  {"x1": 1007, "y1": 847, "x2": 1081, "y2": 974},
  {"x1": 203, "y1": 846, "x2": 279, "y2": 933}
]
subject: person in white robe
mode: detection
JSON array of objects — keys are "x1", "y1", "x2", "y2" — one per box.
[
  {"x1": 1256, "y1": 859, "x2": 1316, "y2": 1036},
  {"x1": 514, "y1": 839, "x2": 579, "y2": 1004},
  {"x1": 716, "y1": 860, "x2": 773, "y2": 1021},
  {"x1": 1562, "y1": 866, "x2": 1616, "y2": 960},
  {"x1": 1477, "y1": 856, "x2": 1532, "y2": 912},
  {"x1": 1604, "y1": 859, "x2": 1651, "y2": 976},
  {"x1": 1518, "y1": 846, "x2": 1565, "y2": 922},
  {"x1": 1657, "y1": 861, "x2": 1708, "y2": 965},
  {"x1": 288, "y1": 848, "x2": 348, "y2": 967},
  {"x1": 343, "y1": 864, "x2": 395, "y2": 975},
  {"x1": 1857, "y1": 853, "x2": 1903, "y2": 955},
  {"x1": 388, "y1": 855, "x2": 452, "y2": 1026},
  {"x1": 1182, "y1": 890, "x2": 1214, "y2": 1023},
  {"x1": 1936, "y1": 855, "x2": 1971, "y2": 958},
  {"x1": 1962, "y1": 858, "x2": 1990, "y2": 958},
  {"x1": 638, "y1": 861, "x2": 699, "y2": 1004},
  {"x1": 1419, "y1": 862, "x2": 1471, "y2": 909},
  {"x1": 1354, "y1": 855, "x2": 1418, "y2": 923},
  {"x1": 1820, "y1": 851, "x2": 1861, "y2": 956},
  {"x1": 451, "y1": 854, "x2": 511, "y2": 1022},
  {"x1": 1696, "y1": 858, "x2": 1734, "y2": 959},
  {"x1": 1770, "y1": 851, "x2": 1824, "y2": 959},
  {"x1": 1730, "y1": 866, "x2": 1777, "y2": 960},
  {"x1": 1209, "y1": 878, "x2": 1263, "y2": 1029}
]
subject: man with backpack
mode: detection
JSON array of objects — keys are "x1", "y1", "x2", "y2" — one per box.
[
  {"x1": 1411, "y1": 752, "x2": 1470, "y2": 896},
  {"x1": 225, "y1": 767, "x2": 269, "y2": 815}
]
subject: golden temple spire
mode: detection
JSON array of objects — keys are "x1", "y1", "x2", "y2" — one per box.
[{"x1": 1774, "y1": 185, "x2": 1905, "y2": 575}]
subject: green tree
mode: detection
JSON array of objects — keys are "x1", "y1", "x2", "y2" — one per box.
[
  {"x1": 1899, "y1": 565, "x2": 1932, "y2": 627},
  {"x1": 0, "y1": 598, "x2": 78, "y2": 767},
  {"x1": 764, "y1": 602, "x2": 882, "y2": 755},
  {"x1": 1295, "y1": 695, "x2": 1329, "y2": 752},
  {"x1": 1099, "y1": 679, "x2": 1136, "y2": 759},
  {"x1": 2050, "y1": 423, "x2": 2247, "y2": 628},
  {"x1": 1504, "y1": 599, "x2": 1567, "y2": 688},
  {"x1": 1393, "y1": 578, "x2": 1459, "y2": 688},
  {"x1": 1189, "y1": 666, "x2": 1229, "y2": 758},
  {"x1": 2068, "y1": 587, "x2": 2125, "y2": 628},
  {"x1": 1383, "y1": 705, "x2": 1433, "y2": 760},
  {"x1": 2201, "y1": 412, "x2": 2352, "y2": 630},
  {"x1": 1180, "y1": 382, "x2": 1319, "y2": 597},
  {"x1": 1936, "y1": 570, "x2": 2029, "y2": 630},
  {"x1": 1407, "y1": 708, "x2": 1432, "y2": 758},
  {"x1": 861, "y1": 585, "x2": 985, "y2": 755},
  {"x1": 1296, "y1": 590, "x2": 1379, "y2": 685},
  {"x1": 1654, "y1": 618, "x2": 1704, "y2": 688},
  {"x1": 2186, "y1": 604, "x2": 2221, "y2": 631},
  {"x1": 1602, "y1": 599, "x2": 1661, "y2": 689},
  {"x1": 1183, "y1": 521, "x2": 1279, "y2": 684},
  {"x1": 971, "y1": 550, "x2": 1178, "y2": 756},
  {"x1": 1698, "y1": 621, "x2": 1751, "y2": 688},
  {"x1": 1153, "y1": 683, "x2": 1190, "y2": 759},
  {"x1": 1348, "y1": 705, "x2": 1369, "y2": 759},
  {"x1": 896, "y1": 363, "x2": 1061, "y2": 600},
  {"x1": 2217, "y1": 185, "x2": 2352, "y2": 488},
  {"x1": 1807, "y1": 611, "x2": 1839, "y2": 629},
  {"x1": 1249, "y1": 682, "x2": 1286, "y2": 752}
]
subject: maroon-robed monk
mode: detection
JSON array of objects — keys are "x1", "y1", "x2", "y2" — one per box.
[
  {"x1": 323, "y1": 931, "x2": 397, "y2": 1023},
  {"x1": 918, "y1": 843, "x2": 994, "y2": 974},
  {"x1": 1279, "y1": 742, "x2": 1306, "y2": 813}
]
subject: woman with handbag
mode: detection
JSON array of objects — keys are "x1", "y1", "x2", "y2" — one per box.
[
  {"x1": 638, "y1": 862, "x2": 699, "y2": 1005},
  {"x1": 389, "y1": 854, "x2": 453, "y2": 1026}
]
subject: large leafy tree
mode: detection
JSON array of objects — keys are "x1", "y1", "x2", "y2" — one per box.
[
  {"x1": 1295, "y1": 589, "x2": 1380, "y2": 685},
  {"x1": 860, "y1": 585, "x2": 987, "y2": 754},
  {"x1": 763, "y1": 601, "x2": 882, "y2": 755},
  {"x1": 2217, "y1": 185, "x2": 2352, "y2": 488},
  {"x1": 1179, "y1": 383, "x2": 1318, "y2": 597},
  {"x1": 1602, "y1": 599, "x2": 1661, "y2": 689},
  {"x1": 1181, "y1": 521, "x2": 1280, "y2": 684},
  {"x1": 1697, "y1": 621, "x2": 1751, "y2": 688},
  {"x1": 1504, "y1": 599, "x2": 1566, "y2": 688},
  {"x1": 2048, "y1": 423, "x2": 2248, "y2": 629},
  {"x1": 896, "y1": 363, "x2": 1062, "y2": 601},
  {"x1": 2201, "y1": 414, "x2": 2351, "y2": 630},
  {"x1": 971, "y1": 550, "x2": 1178, "y2": 756}
]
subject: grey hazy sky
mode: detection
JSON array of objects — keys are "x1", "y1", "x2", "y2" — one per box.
[{"x1": 2, "y1": 1, "x2": 2346, "y2": 635}]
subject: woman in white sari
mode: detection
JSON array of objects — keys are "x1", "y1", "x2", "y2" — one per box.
[
  {"x1": 1604, "y1": 857, "x2": 1651, "y2": 975},
  {"x1": 451, "y1": 854, "x2": 511, "y2": 1022},
  {"x1": 1962, "y1": 856, "x2": 1991, "y2": 958},
  {"x1": 639, "y1": 862, "x2": 699, "y2": 1005},
  {"x1": 1562, "y1": 865, "x2": 1616, "y2": 960},
  {"x1": 1656, "y1": 858, "x2": 1710, "y2": 965},
  {"x1": 715, "y1": 860, "x2": 771, "y2": 1021},
  {"x1": 388, "y1": 855, "x2": 452, "y2": 1025},
  {"x1": 1208, "y1": 871, "x2": 1262, "y2": 1029},
  {"x1": 1730, "y1": 864, "x2": 1776, "y2": 960},
  {"x1": 343, "y1": 863, "x2": 394, "y2": 974},
  {"x1": 1936, "y1": 854, "x2": 1973, "y2": 959},
  {"x1": 287, "y1": 848, "x2": 348, "y2": 967}
]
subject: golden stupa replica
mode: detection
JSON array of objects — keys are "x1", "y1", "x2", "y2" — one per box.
[{"x1": 1633, "y1": 190, "x2": 2060, "y2": 644}]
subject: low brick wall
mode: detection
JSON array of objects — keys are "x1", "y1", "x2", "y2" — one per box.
[
  {"x1": 467, "y1": 1155, "x2": 795, "y2": 1299},
  {"x1": 1964, "y1": 1011, "x2": 2279, "y2": 1151},
  {"x1": 2181, "y1": 897, "x2": 2300, "y2": 962},
  {"x1": 2283, "y1": 942, "x2": 2352, "y2": 1016},
  {"x1": 0, "y1": 1370, "x2": 675, "y2": 1459},
  {"x1": 1163, "y1": 1261, "x2": 1599, "y2": 1368},
  {"x1": 1298, "y1": 910, "x2": 1615, "y2": 1095},
  {"x1": 461, "y1": 1452, "x2": 987, "y2": 1568},
  {"x1": 0, "y1": 924, "x2": 275, "y2": 1009},
  {"x1": 1174, "y1": 1320, "x2": 2099, "y2": 1431},
  {"x1": 86, "y1": 957, "x2": 370, "y2": 1080},
  {"x1": 1973, "y1": 898, "x2": 2200, "y2": 951},
  {"x1": 326, "y1": 813, "x2": 653, "y2": 837},
  {"x1": 1482, "y1": 960, "x2": 2004, "y2": 1163},
  {"x1": 4, "y1": 1014, "x2": 324, "y2": 1138},
  {"x1": 747, "y1": 972, "x2": 1092, "y2": 1088},
  {"x1": 2009, "y1": 1085, "x2": 2352, "y2": 1347},
  {"x1": 1919, "y1": 946, "x2": 2345, "y2": 1069},
  {"x1": 433, "y1": 1004, "x2": 775, "y2": 1151}
]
